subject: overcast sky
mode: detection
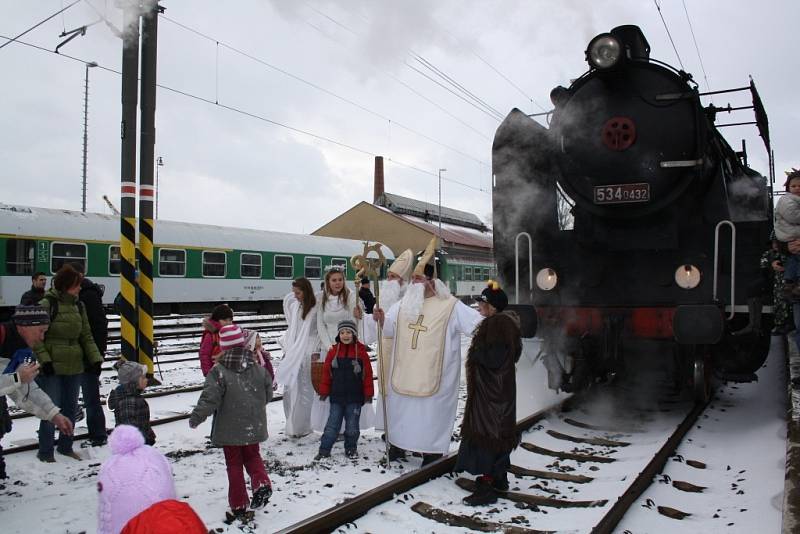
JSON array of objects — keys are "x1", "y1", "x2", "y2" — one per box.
[{"x1": 1, "y1": 1, "x2": 796, "y2": 235}]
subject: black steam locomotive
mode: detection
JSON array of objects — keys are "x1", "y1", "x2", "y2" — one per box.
[{"x1": 493, "y1": 25, "x2": 773, "y2": 401}]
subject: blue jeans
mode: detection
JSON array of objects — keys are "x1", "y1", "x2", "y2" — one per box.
[
  {"x1": 786, "y1": 254, "x2": 800, "y2": 283},
  {"x1": 36, "y1": 374, "x2": 81, "y2": 457},
  {"x1": 81, "y1": 373, "x2": 107, "y2": 442},
  {"x1": 320, "y1": 402, "x2": 361, "y2": 453}
]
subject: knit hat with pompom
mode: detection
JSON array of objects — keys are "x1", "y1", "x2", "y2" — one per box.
[{"x1": 97, "y1": 425, "x2": 177, "y2": 534}]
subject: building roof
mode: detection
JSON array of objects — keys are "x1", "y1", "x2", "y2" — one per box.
[
  {"x1": 368, "y1": 205, "x2": 492, "y2": 250},
  {"x1": 376, "y1": 192, "x2": 488, "y2": 231},
  {"x1": 399, "y1": 213, "x2": 493, "y2": 250}
]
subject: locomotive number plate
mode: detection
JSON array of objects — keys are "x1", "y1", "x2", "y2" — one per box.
[{"x1": 593, "y1": 183, "x2": 650, "y2": 204}]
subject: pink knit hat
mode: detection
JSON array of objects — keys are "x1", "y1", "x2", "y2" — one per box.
[
  {"x1": 97, "y1": 425, "x2": 177, "y2": 534},
  {"x1": 219, "y1": 324, "x2": 245, "y2": 350}
]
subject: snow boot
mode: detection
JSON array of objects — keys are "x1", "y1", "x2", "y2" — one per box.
[
  {"x1": 345, "y1": 449, "x2": 358, "y2": 459},
  {"x1": 421, "y1": 453, "x2": 443, "y2": 466},
  {"x1": 225, "y1": 509, "x2": 255, "y2": 525},
  {"x1": 250, "y1": 484, "x2": 272, "y2": 509},
  {"x1": 314, "y1": 450, "x2": 331, "y2": 461},
  {"x1": 387, "y1": 444, "x2": 406, "y2": 461},
  {"x1": 462, "y1": 478, "x2": 498, "y2": 506}
]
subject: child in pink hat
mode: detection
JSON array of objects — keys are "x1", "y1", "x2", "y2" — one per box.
[
  {"x1": 190, "y1": 324, "x2": 274, "y2": 523},
  {"x1": 96, "y1": 425, "x2": 177, "y2": 534}
]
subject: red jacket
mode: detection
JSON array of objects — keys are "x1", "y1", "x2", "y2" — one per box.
[
  {"x1": 199, "y1": 318, "x2": 222, "y2": 376},
  {"x1": 120, "y1": 499, "x2": 207, "y2": 534},
  {"x1": 319, "y1": 341, "x2": 374, "y2": 401}
]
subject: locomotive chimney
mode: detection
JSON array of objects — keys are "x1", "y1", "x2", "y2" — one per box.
[{"x1": 374, "y1": 155, "x2": 385, "y2": 204}]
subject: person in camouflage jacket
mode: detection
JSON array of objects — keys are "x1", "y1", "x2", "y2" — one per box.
[{"x1": 761, "y1": 240, "x2": 793, "y2": 333}]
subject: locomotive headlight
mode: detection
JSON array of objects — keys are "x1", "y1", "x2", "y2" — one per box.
[
  {"x1": 586, "y1": 34, "x2": 621, "y2": 69},
  {"x1": 536, "y1": 268, "x2": 558, "y2": 291},
  {"x1": 674, "y1": 264, "x2": 701, "y2": 289}
]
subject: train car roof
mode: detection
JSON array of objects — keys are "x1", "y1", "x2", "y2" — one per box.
[{"x1": 0, "y1": 204, "x2": 393, "y2": 258}]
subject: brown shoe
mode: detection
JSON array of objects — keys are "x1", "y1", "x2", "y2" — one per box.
[{"x1": 58, "y1": 451, "x2": 83, "y2": 461}]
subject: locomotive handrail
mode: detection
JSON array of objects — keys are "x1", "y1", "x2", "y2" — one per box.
[
  {"x1": 713, "y1": 220, "x2": 736, "y2": 319},
  {"x1": 514, "y1": 232, "x2": 533, "y2": 304}
]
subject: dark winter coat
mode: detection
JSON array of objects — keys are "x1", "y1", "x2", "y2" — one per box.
[
  {"x1": 79, "y1": 278, "x2": 108, "y2": 355},
  {"x1": 34, "y1": 288, "x2": 103, "y2": 375},
  {"x1": 108, "y1": 382, "x2": 156, "y2": 445},
  {"x1": 461, "y1": 311, "x2": 522, "y2": 453},
  {"x1": 189, "y1": 346, "x2": 273, "y2": 446},
  {"x1": 319, "y1": 340, "x2": 374, "y2": 405},
  {"x1": 19, "y1": 285, "x2": 44, "y2": 306}
]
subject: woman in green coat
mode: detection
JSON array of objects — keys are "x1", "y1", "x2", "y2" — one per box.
[{"x1": 34, "y1": 264, "x2": 103, "y2": 462}]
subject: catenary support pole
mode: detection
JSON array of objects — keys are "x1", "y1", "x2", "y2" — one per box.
[
  {"x1": 118, "y1": 1, "x2": 140, "y2": 364},
  {"x1": 137, "y1": 1, "x2": 160, "y2": 381}
]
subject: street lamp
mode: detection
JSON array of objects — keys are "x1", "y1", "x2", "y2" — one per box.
[
  {"x1": 437, "y1": 168, "x2": 446, "y2": 241},
  {"x1": 82, "y1": 61, "x2": 98, "y2": 212},
  {"x1": 156, "y1": 156, "x2": 164, "y2": 219}
]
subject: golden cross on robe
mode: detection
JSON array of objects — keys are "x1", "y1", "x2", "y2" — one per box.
[{"x1": 408, "y1": 314, "x2": 428, "y2": 349}]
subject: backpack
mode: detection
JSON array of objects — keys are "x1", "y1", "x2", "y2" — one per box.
[{"x1": 43, "y1": 294, "x2": 85, "y2": 324}]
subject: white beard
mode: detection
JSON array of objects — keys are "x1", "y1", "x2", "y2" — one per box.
[
  {"x1": 379, "y1": 279, "x2": 405, "y2": 310},
  {"x1": 433, "y1": 278, "x2": 451, "y2": 300},
  {"x1": 400, "y1": 281, "x2": 426, "y2": 323}
]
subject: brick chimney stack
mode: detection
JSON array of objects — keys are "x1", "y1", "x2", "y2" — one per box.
[{"x1": 373, "y1": 156, "x2": 384, "y2": 204}]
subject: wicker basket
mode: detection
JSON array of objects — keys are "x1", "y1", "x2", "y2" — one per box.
[{"x1": 310, "y1": 360, "x2": 324, "y2": 394}]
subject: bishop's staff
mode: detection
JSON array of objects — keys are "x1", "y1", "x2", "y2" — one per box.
[{"x1": 350, "y1": 242, "x2": 389, "y2": 463}]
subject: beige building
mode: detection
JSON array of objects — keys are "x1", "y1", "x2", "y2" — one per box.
[{"x1": 312, "y1": 157, "x2": 494, "y2": 296}]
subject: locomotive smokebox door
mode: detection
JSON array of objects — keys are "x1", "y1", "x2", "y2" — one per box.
[
  {"x1": 506, "y1": 304, "x2": 537, "y2": 339},
  {"x1": 673, "y1": 305, "x2": 724, "y2": 345}
]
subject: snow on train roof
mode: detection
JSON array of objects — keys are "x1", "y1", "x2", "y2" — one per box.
[{"x1": 0, "y1": 204, "x2": 393, "y2": 258}]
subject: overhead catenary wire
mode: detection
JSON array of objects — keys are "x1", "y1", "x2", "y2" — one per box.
[
  {"x1": 296, "y1": 8, "x2": 490, "y2": 140},
  {"x1": 301, "y1": 2, "x2": 510, "y2": 123},
  {"x1": 0, "y1": 0, "x2": 81, "y2": 51},
  {"x1": 411, "y1": 53, "x2": 505, "y2": 121},
  {"x1": 653, "y1": 0, "x2": 685, "y2": 71},
  {"x1": 0, "y1": 33, "x2": 489, "y2": 195},
  {"x1": 159, "y1": 15, "x2": 489, "y2": 166},
  {"x1": 681, "y1": 0, "x2": 711, "y2": 92}
]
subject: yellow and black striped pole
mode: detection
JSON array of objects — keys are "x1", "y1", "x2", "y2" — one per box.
[
  {"x1": 118, "y1": 3, "x2": 140, "y2": 364},
  {"x1": 137, "y1": 2, "x2": 159, "y2": 379}
]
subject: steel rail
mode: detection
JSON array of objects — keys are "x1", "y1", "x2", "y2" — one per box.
[
  {"x1": 275, "y1": 397, "x2": 575, "y2": 534},
  {"x1": 590, "y1": 398, "x2": 709, "y2": 533}
]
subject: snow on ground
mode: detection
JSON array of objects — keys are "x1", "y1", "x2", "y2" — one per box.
[
  {"x1": 1, "y1": 329, "x2": 786, "y2": 534},
  {"x1": 617, "y1": 335, "x2": 787, "y2": 533},
  {"x1": 0, "y1": 329, "x2": 564, "y2": 533}
]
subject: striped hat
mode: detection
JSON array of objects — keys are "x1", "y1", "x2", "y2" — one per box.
[
  {"x1": 219, "y1": 325, "x2": 245, "y2": 350},
  {"x1": 337, "y1": 319, "x2": 357, "y2": 336},
  {"x1": 13, "y1": 305, "x2": 50, "y2": 326}
]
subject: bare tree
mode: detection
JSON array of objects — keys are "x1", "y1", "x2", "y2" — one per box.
[{"x1": 556, "y1": 183, "x2": 575, "y2": 230}]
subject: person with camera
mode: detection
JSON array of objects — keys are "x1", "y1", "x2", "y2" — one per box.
[{"x1": 0, "y1": 305, "x2": 74, "y2": 478}]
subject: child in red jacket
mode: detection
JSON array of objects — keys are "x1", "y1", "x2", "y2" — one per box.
[{"x1": 315, "y1": 319, "x2": 373, "y2": 459}]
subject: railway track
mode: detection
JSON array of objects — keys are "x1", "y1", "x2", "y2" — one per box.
[
  {"x1": 275, "y1": 384, "x2": 708, "y2": 534},
  {"x1": 106, "y1": 316, "x2": 286, "y2": 344}
]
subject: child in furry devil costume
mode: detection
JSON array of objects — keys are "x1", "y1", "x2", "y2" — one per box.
[{"x1": 455, "y1": 281, "x2": 522, "y2": 506}]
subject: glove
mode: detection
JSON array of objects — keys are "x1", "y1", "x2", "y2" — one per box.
[
  {"x1": 88, "y1": 361, "x2": 103, "y2": 376},
  {"x1": 41, "y1": 361, "x2": 55, "y2": 376}
]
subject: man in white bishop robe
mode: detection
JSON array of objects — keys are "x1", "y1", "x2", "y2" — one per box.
[{"x1": 374, "y1": 253, "x2": 481, "y2": 464}]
